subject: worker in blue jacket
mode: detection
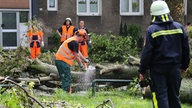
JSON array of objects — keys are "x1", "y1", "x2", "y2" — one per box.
[{"x1": 139, "y1": 1, "x2": 190, "y2": 108}]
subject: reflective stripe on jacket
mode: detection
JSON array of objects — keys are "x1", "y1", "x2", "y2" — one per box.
[
  {"x1": 139, "y1": 13, "x2": 190, "y2": 74},
  {"x1": 55, "y1": 37, "x2": 77, "y2": 66}
]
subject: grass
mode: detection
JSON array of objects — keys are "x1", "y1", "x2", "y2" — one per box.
[
  {"x1": 0, "y1": 87, "x2": 191, "y2": 108},
  {"x1": 37, "y1": 89, "x2": 192, "y2": 108}
]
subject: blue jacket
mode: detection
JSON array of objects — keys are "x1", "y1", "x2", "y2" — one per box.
[{"x1": 139, "y1": 14, "x2": 190, "y2": 74}]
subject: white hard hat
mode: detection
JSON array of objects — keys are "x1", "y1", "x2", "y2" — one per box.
[
  {"x1": 150, "y1": 0, "x2": 170, "y2": 16},
  {"x1": 65, "y1": 17, "x2": 72, "y2": 23}
]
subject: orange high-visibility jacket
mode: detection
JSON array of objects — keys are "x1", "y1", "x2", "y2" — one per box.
[
  {"x1": 27, "y1": 28, "x2": 43, "y2": 47},
  {"x1": 61, "y1": 25, "x2": 75, "y2": 42},
  {"x1": 55, "y1": 37, "x2": 77, "y2": 66}
]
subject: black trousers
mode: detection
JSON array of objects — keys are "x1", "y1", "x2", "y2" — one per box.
[{"x1": 150, "y1": 64, "x2": 182, "y2": 108}]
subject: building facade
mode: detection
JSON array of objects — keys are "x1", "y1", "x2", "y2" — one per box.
[
  {"x1": 38, "y1": 0, "x2": 191, "y2": 46},
  {"x1": 0, "y1": 0, "x2": 191, "y2": 49},
  {"x1": 0, "y1": 0, "x2": 32, "y2": 49}
]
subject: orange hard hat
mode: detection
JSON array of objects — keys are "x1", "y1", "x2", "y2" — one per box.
[{"x1": 76, "y1": 29, "x2": 86, "y2": 38}]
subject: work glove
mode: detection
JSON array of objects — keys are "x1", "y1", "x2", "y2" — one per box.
[
  {"x1": 84, "y1": 58, "x2": 89, "y2": 64},
  {"x1": 181, "y1": 68, "x2": 188, "y2": 78},
  {"x1": 139, "y1": 74, "x2": 144, "y2": 81},
  {"x1": 88, "y1": 40, "x2": 92, "y2": 48},
  {"x1": 41, "y1": 41, "x2": 44, "y2": 47},
  {"x1": 80, "y1": 64, "x2": 86, "y2": 71},
  {"x1": 139, "y1": 73, "x2": 151, "y2": 88}
]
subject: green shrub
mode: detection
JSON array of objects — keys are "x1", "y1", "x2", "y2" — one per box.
[
  {"x1": 47, "y1": 31, "x2": 60, "y2": 52},
  {"x1": 127, "y1": 24, "x2": 144, "y2": 49},
  {"x1": 89, "y1": 33, "x2": 139, "y2": 63},
  {"x1": 119, "y1": 23, "x2": 144, "y2": 50},
  {"x1": 0, "y1": 46, "x2": 31, "y2": 76},
  {"x1": 0, "y1": 81, "x2": 38, "y2": 108}
]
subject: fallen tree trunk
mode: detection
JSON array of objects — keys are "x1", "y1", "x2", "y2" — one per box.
[
  {"x1": 14, "y1": 76, "x2": 54, "y2": 82},
  {"x1": 29, "y1": 59, "x2": 97, "y2": 83},
  {"x1": 96, "y1": 64, "x2": 139, "y2": 79},
  {"x1": 29, "y1": 60, "x2": 139, "y2": 82}
]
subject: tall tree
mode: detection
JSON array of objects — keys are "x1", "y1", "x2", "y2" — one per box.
[{"x1": 166, "y1": 0, "x2": 185, "y2": 25}]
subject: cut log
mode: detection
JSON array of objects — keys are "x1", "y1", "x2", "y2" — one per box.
[
  {"x1": 29, "y1": 59, "x2": 58, "y2": 75},
  {"x1": 36, "y1": 85, "x2": 56, "y2": 93},
  {"x1": 127, "y1": 54, "x2": 140, "y2": 66},
  {"x1": 99, "y1": 64, "x2": 129, "y2": 75},
  {"x1": 96, "y1": 64, "x2": 139, "y2": 79},
  {"x1": 0, "y1": 76, "x2": 4, "y2": 81},
  {"x1": 14, "y1": 76, "x2": 54, "y2": 82}
]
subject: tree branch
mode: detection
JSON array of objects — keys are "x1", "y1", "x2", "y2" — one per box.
[{"x1": 2, "y1": 77, "x2": 45, "y2": 108}]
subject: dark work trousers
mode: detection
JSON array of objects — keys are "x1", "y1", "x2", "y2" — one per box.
[
  {"x1": 150, "y1": 64, "x2": 182, "y2": 108},
  {"x1": 55, "y1": 60, "x2": 71, "y2": 92}
]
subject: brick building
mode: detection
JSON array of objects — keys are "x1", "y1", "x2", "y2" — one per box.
[
  {"x1": 0, "y1": 0, "x2": 191, "y2": 49},
  {"x1": 38, "y1": 0, "x2": 192, "y2": 47}
]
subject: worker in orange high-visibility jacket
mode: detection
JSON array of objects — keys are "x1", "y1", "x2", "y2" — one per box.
[
  {"x1": 57, "y1": 17, "x2": 76, "y2": 44},
  {"x1": 27, "y1": 26, "x2": 44, "y2": 59},
  {"x1": 78, "y1": 20, "x2": 89, "y2": 69},
  {"x1": 55, "y1": 30, "x2": 89, "y2": 93}
]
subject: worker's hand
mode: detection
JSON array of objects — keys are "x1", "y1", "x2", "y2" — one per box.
[
  {"x1": 84, "y1": 58, "x2": 89, "y2": 64},
  {"x1": 181, "y1": 68, "x2": 188, "y2": 78},
  {"x1": 80, "y1": 64, "x2": 86, "y2": 71},
  {"x1": 139, "y1": 73, "x2": 151, "y2": 87},
  {"x1": 139, "y1": 74, "x2": 145, "y2": 81},
  {"x1": 181, "y1": 68, "x2": 188, "y2": 73},
  {"x1": 41, "y1": 41, "x2": 44, "y2": 47},
  {"x1": 61, "y1": 34, "x2": 66, "y2": 38},
  {"x1": 66, "y1": 34, "x2": 71, "y2": 37},
  {"x1": 88, "y1": 40, "x2": 92, "y2": 48}
]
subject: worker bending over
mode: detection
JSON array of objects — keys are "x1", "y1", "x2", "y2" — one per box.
[{"x1": 55, "y1": 30, "x2": 89, "y2": 93}]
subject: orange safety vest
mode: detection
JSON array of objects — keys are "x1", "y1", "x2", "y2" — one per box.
[
  {"x1": 61, "y1": 25, "x2": 75, "y2": 42},
  {"x1": 55, "y1": 37, "x2": 77, "y2": 66},
  {"x1": 27, "y1": 28, "x2": 43, "y2": 47}
]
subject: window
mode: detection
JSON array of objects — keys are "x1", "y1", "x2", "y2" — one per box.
[
  {"x1": 20, "y1": 11, "x2": 29, "y2": 23},
  {"x1": 120, "y1": 0, "x2": 144, "y2": 16},
  {"x1": 47, "y1": 0, "x2": 58, "y2": 11},
  {"x1": 77, "y1": 0, "x2": 101, "y2": 16},
  {"x1": 152, "y1": 0, "x2": 165, "y2": 1}
]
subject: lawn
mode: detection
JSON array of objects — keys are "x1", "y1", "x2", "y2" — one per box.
[
  {"x1": 0, "y1": 87, "x2": 191, "y2": 108},
  {"x1": 37, "y1": 89, "x2": 192, "y2": 108}
]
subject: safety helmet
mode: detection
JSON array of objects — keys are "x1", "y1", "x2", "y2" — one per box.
[
  {"x1": 76, "y1": 29, "x2": 86, "y2": 38},
  {"x1": 150, "y1": 0, "x2": 170, "y2": 16},
  {"x1": 65, "y1": 17, "x2": 72, "y2": 23}
]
